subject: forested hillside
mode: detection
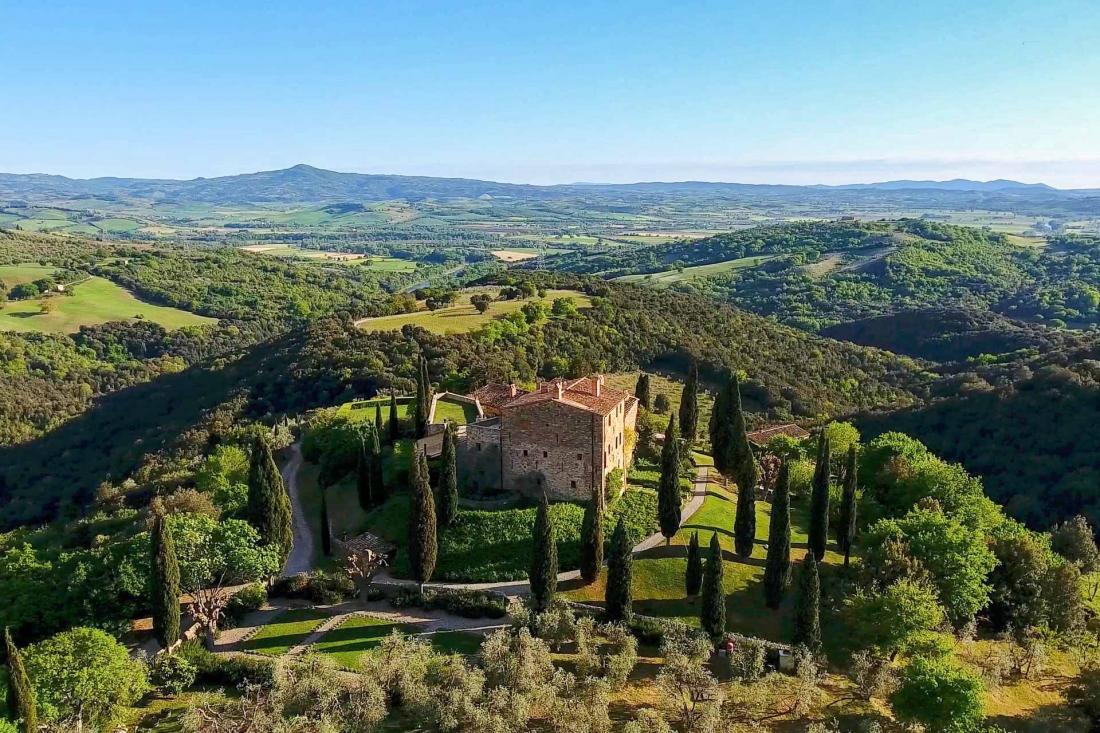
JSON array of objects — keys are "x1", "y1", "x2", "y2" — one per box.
[
  {"x1": 0, "y1": 273, "x2": 927, "y2": 525},
  {"x1": 546, "y1": 220, "x2": 1100, "y2": 330}
]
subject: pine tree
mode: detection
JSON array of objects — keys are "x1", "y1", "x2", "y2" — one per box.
[
  {"x1": 4, "y1": 628, "x2": 36, "y2": 733},
  {"x1": 837, "y1": 444, "x2": 859, "y2": 567},
  {"x1": 438, "y1": 422, "x2": 459, "y2": 530},
  {"x1": 369, "y1": 425, "x2": 386, "y2": 504},
  {"x1": 374, "y1": 401, "x2": 384, "y2": 438},
  {"x1": 606, "y1": 517, "x2": 633, "y2": 622},
  {"x1": 793, "y1": 555, "x2": 822, "y2": 657},
  {"x1": 388, "y1": 391, "x2": 400, "y2": 443},
  {"x1": 151, "y1": 511, "x2": 181, "y2": 649},
  {"x1": 700, "y1": 533, "x2": 726, "y2": 638},
  {"x1": 580, "y1": 488, "x2": 604, "y2": 584},
  {"x1": 658, "y1": 414, "x2": 682, "y2": 544},
  {"x1": 809, "y1": 434, "x2": 831, "y2": 562},
  {"x1": 634, "y1": 373, "x2": 651, "y2": 410},
  {"x1": 407, "y1": 448, "x2": 437, "y2": 589},
  {"x1": 730, "y1": 376, "x2": 758, "y2": 559},
  {"x1": 320, "y1": 486, "x2": 332, "y2": 557},
  {"x1": 529, "y1": 493, "x2": 559, "y2": 613},
  {"x1": 685, "y1": 531, "x2": 703, "y2": 596},
  {"x1": 764, "y1": 461, "x2": 792, "y2": 609},
  {"x1": 246, "y1": 435, "x2": 293, "y2": 561},
  {"x1": 356, "y1": 433, "x2": 373, "y2": 511},
  {"x1": 679, "y1": 360, "x2": 699, "y2": 448},
  {"x1": 709, "y1": 373, "x2": 732, "y2": 475},
  {"x1": 414, "y1": 355, "x2": 431, "y2": 439}
]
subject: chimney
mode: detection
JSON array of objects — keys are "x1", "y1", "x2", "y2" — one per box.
[
  {"x1": 593, "y1": 374, "x2": 604, "y2": 397},
  {"x1": 555, "y1": 382, "x2": 564, "y2": 400},
  {"x1": 508, "y1": 383, "x2": 517, "y2": 398}
]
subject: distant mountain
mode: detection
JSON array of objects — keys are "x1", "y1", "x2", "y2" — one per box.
[
  {"x1": 831, "y1": 178, "x2": 1058, "y2": 192},
  {"x1": 0, "y1": 164, "x2": 1091, "y2": 207}
]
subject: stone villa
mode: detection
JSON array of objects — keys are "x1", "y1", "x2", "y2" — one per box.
[{"x1": 435, "y1": 375, "x2": 638, "y2": 503}]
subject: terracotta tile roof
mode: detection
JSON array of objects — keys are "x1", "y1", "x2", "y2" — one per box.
[
  {"x1": 499, "y1": 376, "x2": 632, "y2": 416},
  {"x1": 747, "y1": 423, "x2": 811, "y2": 447},
  {"x1": 471, "y1": 383, "x2": 527, "y2": 411}
]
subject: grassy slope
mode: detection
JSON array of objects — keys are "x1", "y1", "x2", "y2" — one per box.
[
  {"x1": 358, "y1": 289, "x2": 592, "y2": 335},
  {"x1": 311, "y1": 614, "x2": 482, "y2": 669},
  {"x1": 0, "y1": 275, "x2": 215, "y2": 334},
  {"x1": 240, "y1": 607, "x2": 330, "y2": 655},
  {"x1": 564, "y1": 475, "x2": 843, "y2": 644},
  {"x1": 613, "y1": 255, "x2": 776, "y2": 285}
]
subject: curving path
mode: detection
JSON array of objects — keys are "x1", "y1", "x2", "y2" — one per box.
[{"x1": 280, "y1": 442, "x2": 314, "y2": 577}]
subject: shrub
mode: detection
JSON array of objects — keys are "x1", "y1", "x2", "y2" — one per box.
[
  {"x1": 389, "y1": 587, "x2": 508, "y2": 618},
  {"x1": 178, "y1": 640, "x2": 274, "y2": 686},
  {"x1": 626, "y1": 615, "x2": 691, "y2": 646},
  {"x1": 725, "y1": 637, "x2": 767, "y2": 681},
  {"x1": 271, "y1": 570, "x2": 356, "y2": 605},
  {"x1": 225, "y1": 582, "x2": 268, "y2": 625},
  {"x1": 150, "y1": 653, "x2": 198, "y2": 696}
]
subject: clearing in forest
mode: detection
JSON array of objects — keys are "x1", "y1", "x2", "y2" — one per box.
[{"x1": 356, "y1": 288, "x2": 591, "y2": 335}]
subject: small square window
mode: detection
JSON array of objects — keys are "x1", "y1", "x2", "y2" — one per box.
[
  {"x1": 570, "y1": 480, "x2": 577, "y2": 489},
  {"x1": 577, "y1": 453, "x2": 583, "y2": 461},
  {"x1": 522, "y1": 449, "x2": 528, "y2": 457},
  {"x1": 543, "y1": 451, "x2": 548, "y2": 458}
]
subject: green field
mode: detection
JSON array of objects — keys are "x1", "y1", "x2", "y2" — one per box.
[
  {"x1": 613, "y1": 255, "x2": 775, "y2": 285},
  {"x1": 0, "y1": 275, "x2": 215, "y2": 334},
  {"x1": 335, "y1": 396, "x2": 413, "y2": 422},
  {"x1": 0, "y1": 264, "x2": 56, "y2": 287},
  {"x1": 357, "y1": 289, "x2": 592, "y2": 335},
  {"x1": 310, "y1": 614, "x2": 483, "y2": 669},
  {"x1": 241, "y1": 608, "x2": 330, "y2": 656},
  {"x1": 241, "y1": 244, "x2": 416, "y2": 272}
]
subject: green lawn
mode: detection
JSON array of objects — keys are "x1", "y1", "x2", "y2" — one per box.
[
  {"x1": 335, "y1": 396, "x2": 413, "y2": 422},
  {"x1": 563, "y1": 479, "x2": 844, "y2": 644},
  {"x1": 311, "y1": 615, "x2": 483, "y2": 669},
  {"x1": 613, "y1": 255, "x2": 775, "y2": 285},
  {"x1": 241, "y1": 608, "x2": 330, "y2": 656},
  {"x1": 362, "y1": 487, "x2": 658, "y2": 582},
  {"x1": 357, "y1": 289, "x2": 591, "y2": 335},
  {"x1": 0, "y1": 275, "x2": 215, "y2": 334},
  {"x1": 432, "y1": 396, "x2": 480, "y2": 424}
]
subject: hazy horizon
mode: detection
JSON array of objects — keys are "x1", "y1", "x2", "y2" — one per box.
[{"x1": 3, "y1": 1, "x2": 1098, "y2": 188}]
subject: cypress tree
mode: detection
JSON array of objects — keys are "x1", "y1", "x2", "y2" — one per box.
[
  {"x1": 730, "y1": 376, "x2": 758, "y2": 559},
  {"x1": 634, "y1": 373, "x2": 651, "y2": 410},
  {"x1": 369, "y1": 424, "x2": 386, "y2": 503},
  {"x1": 356, "y1": 434, "x2": 373, "y2": 511},
  {"x1": 793, "y1": 555, "x2": 822, "y2": 657},
  {"x1": 246, "y1": 435, "x2": 293, "y2": 560},
  {"x1": 151, "y1": 511, "x2": 181, "y2": 649},
  {"x1": 837, "y1": 444, "x2": 859, "y2": 567},
  {"x1": 4, "y1": 628, "x2": 36, "y2": 733},
  {"x1": 374, "y1": 401, "x2": 384, "y2": 438},
  {"x1": 700, "y1": 533, "x2": 726, "y2": 638},
  {"x1": 407, "y1": 448, "x2": 437, "y2": 589},
  {"x1": 658, "y1": 414, "x2": 682, "y2": 544},
  {"x1": 809, "y1": 434, "x2": 831, "y2": 562},
  {"x1": 320, "y1": 486, "x2": 332, "y2": 557},
  {"x1": 763, "y1": 461, "x2": 792, "y2": 609},
  {"x1": 438, "y1": 423, "x2": 459, "y2": 530},
  {"x1": 685, "y1": 531, "x2": 703, "y2": 596},
  {"x1": 388, "y1": 391, "x2": 400, "y2": 443},
  {"x1": 528, "y1": 493, "x2": 559, "y2": 613},
  {"x1": 679, "y1": 360, "x2": 699, "y2": 449},
  {"x1": 579, "y1": 488, "x2": 604, "y2": 584},
  {"x1": 709, "y1": 374, "x2": 732, "y2": 475},
  {"x1": 605, "y1": 517, "x2": 633, "y2": 622},
  {"x1": 414, "y1": 355, "x2": 431, "y2": 439}
]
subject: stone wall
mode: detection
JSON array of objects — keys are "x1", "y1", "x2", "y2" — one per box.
[
  {"x1": 501, "y1": 399, "x2": 601, "y2": 501},
  {"x1": 458, "y1": 419, "x2": 503, "y2": 493}
]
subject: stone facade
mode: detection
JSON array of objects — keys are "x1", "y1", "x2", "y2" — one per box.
[{"x1": 456, "y1": 375, "x2": 638, "y2": 502}]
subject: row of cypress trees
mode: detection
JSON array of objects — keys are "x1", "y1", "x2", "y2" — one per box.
[{"x1": 405, "y1": 420, "x2": 462, "y2": 588}]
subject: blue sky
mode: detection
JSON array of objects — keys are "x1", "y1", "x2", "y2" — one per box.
[{"x1": 2, "y1": 0, "x2": 1099, "y2": 186}]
